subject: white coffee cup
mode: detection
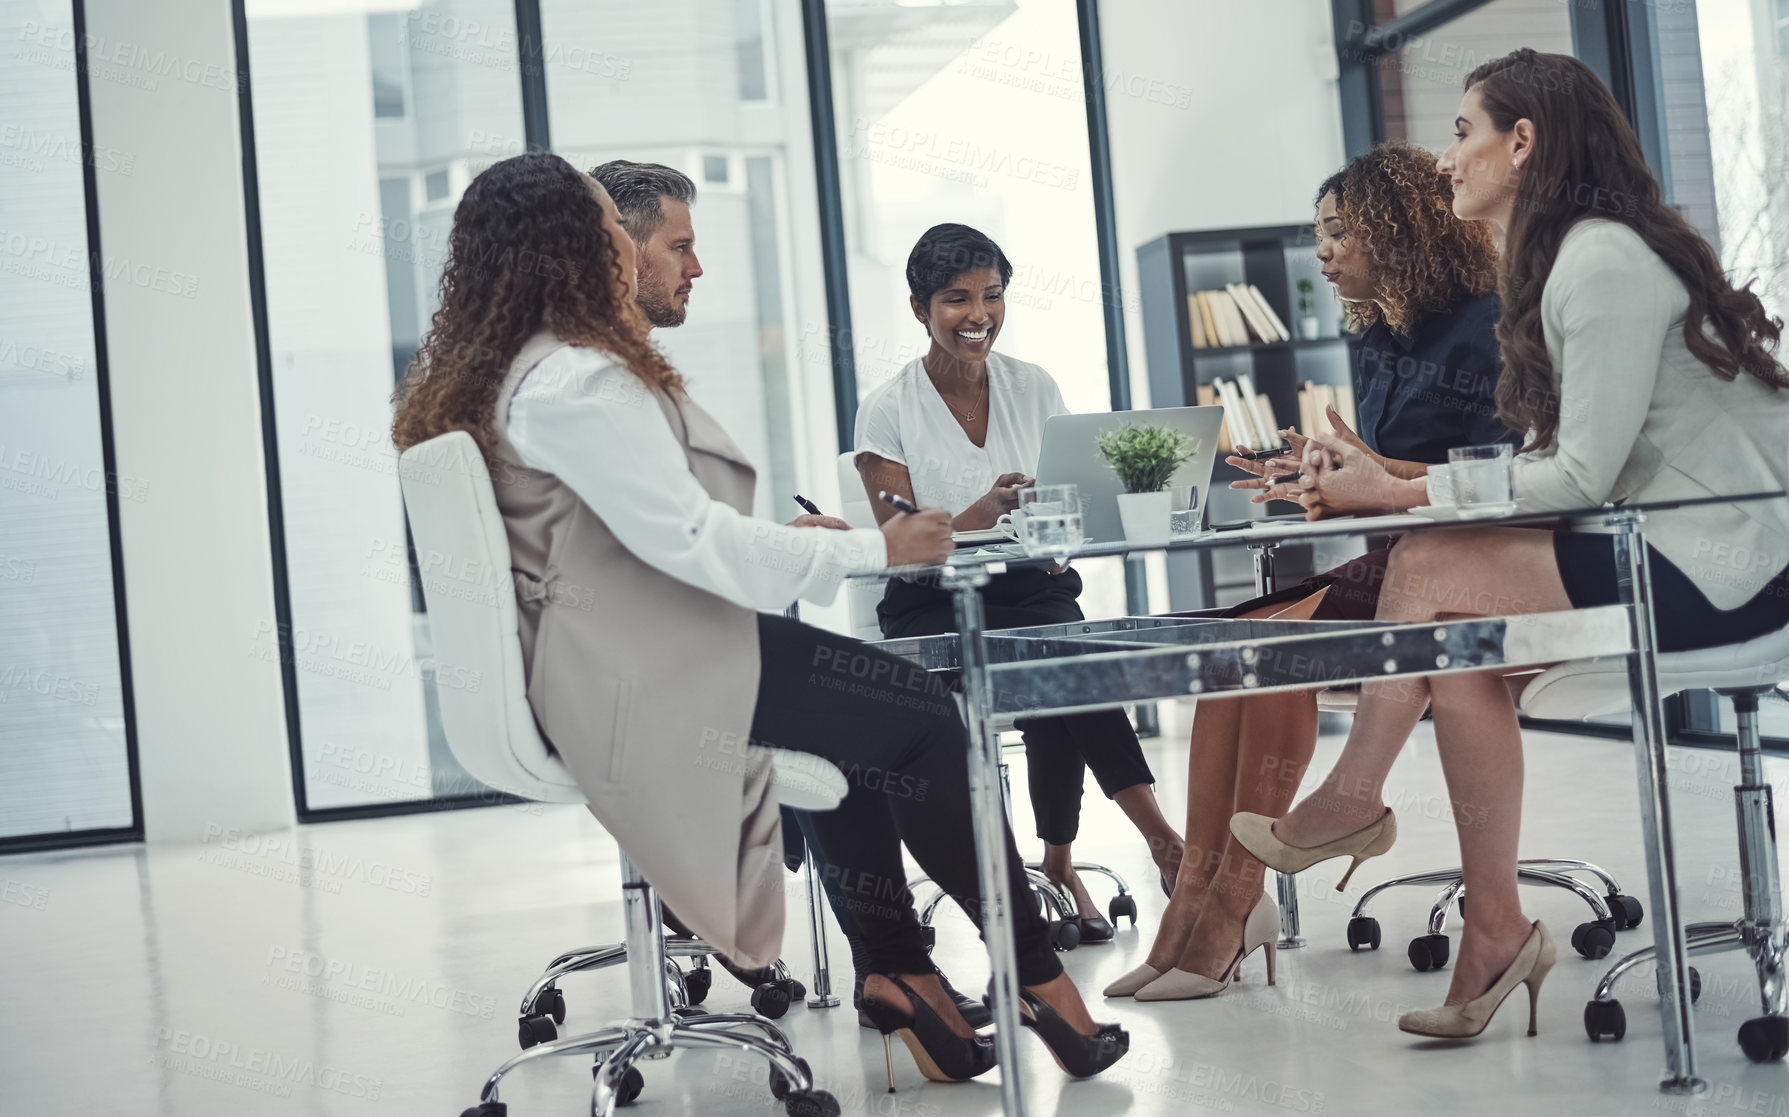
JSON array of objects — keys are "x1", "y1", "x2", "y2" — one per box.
[{"x1": 995, "y1": 509, "x2": 1029, "y2": 542}]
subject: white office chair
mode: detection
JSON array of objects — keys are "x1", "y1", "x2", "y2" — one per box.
[
  {"x1": 835, "y1": 453, "x2": 1140, "y2": 948},
  {"x1": 399, "y1": 432, "x2": 845, "y2": 1117},
  {"x1": 1522, "y1": 624, "x2": 1789, "y2": 1062}
]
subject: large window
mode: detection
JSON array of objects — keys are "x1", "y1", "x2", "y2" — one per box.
[
  {"x1": 0, "y1": 0, "x2": 137, "y2": 842},
  {"x1": 538, "y1": 0, "x2": 823, "y2": 522},
  {"x1": 243, "y1": 0, "x2": 528, "y2": 813},
  {"x1": 823, "y1": 0, "x2": 1128, "y2": 617}
]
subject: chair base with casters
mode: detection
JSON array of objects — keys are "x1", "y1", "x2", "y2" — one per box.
[
  {"x1": 515, "y1": 844, "x2": 836, "y2": 1047},
  {"x1": 908, "y1": 727, "x2": 1136, "y2": 952},
  {"x1": 1341, "y1": 858, "x2": 1644, "y2": 972},
  {"x1": 1583, "y1": 686, "x2": 1789, "y2": 1063},
  {"x1": 463, "y1": 856, "x2": 840, "y2": 1117}
]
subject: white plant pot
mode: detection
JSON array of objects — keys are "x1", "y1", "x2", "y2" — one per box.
[
  {"x1": 1299, "y1": 315, "x2": 1322, "y2": 340},
  {"x1": 1116, "y1": 490, "x2": 1173, "y2": 545}
]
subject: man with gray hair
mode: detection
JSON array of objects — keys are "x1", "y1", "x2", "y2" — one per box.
[{"x1": 589, "y1": 159, "x2": 703, "y2": 329}]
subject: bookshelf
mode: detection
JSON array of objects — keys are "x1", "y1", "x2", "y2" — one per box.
[{"x1": 1138, "y1": 224, "x2": 1362, "y2": 609}]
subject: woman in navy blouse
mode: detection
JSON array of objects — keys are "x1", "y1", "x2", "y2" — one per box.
[{"x1": 1108, "y1": 142, "x2": 1516, "y2": 1002}]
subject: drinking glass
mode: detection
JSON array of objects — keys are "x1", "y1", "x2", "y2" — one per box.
[
  {"x1": 1169, "y1": 484, "x2": 1202, "y2": 537},
  {"x1": 1017, "y1": 484, "x2": 1083, "y2": 558},
  {"x1": 1447, "y1": 444, "x2": 1513, "y2": 509}
]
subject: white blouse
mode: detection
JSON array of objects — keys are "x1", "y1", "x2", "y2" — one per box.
[
  {"x1": 854, "y1": 351, "x2": 1070, "y2": 515},
  {"x1": 508, "y1": 346, "x2": 888, "y2": 612}
]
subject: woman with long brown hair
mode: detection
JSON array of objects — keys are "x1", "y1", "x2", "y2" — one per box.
[
  {"x1": 1106, "y1": 141, "x2": 1516, "y2": 1001},
  {"x1": 391, "y1": 152, "x2": 1128, "y2": 1084},
  {"x1": 1238, "y1": 48, "x2": 1789, "y2": 1039}
]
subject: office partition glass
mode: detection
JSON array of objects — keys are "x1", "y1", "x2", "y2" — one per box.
[
  {"x1": 1372, "y1": 0, "x2": 1575, "y2": 151},
  {"x1": 538, "y1": 0, "x2": 822, "y2": 522},
  {"x1": 823, "y1": 0, "x2": 1129, "y2": 619},
  {"x1": 0, "y1": 0, "x2": 137, "y2": 841},
  {"x1": 243, "y1": 0, "x2": 527, "y2": 811}
]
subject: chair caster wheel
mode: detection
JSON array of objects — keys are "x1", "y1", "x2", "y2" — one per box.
[
  {"x1": 461, "y1": 1103, "x2": 507, "y2": 1117},
  {"x1": 1109, "y1": 893, "x2": 1139, "y2": 927},
  {"x1": 784, "y1": 1090, "x2": 842, "y2": 1117},
  {"x1": 593, "y1": 1061, "x2": 645, "y2": 1105},
  {"x1": 1607, "y1": 892, "x2": 1644, "y2": 930},
  {"x1": 517, "y1": 1013, "x2": 556, "y2": 1049},
  {"x1": 1571, "y1": 920, "x2": 1616, "y2": 960},
  {"x1": 1346, "y1": 916, "x2": 1381, "y2": 952},
  {"x1": 920, "y1": 925, "x2": 936, "y2": 952},
  {"x1": 769, "y1": 1056, "x2": 812, "y2": 1100},
  {"x1": 1739, "y1": 1016, "x2": 1789, "y2": 1063},
  {"x1": 788, "y1": 979, "x2": 807, "y2": 1002},
  {"x1": 1048, "y1": 918, "x2": 1082, "y2": 951},
  {"x1": 1584, "y1": 999, "x2": 1627, "y2": 1041},
  {"x1": 683, "y1": 967, "x2": 712, "y2": 1005},
  {"x1": 532, "y1": 985, "x2": 566, "y2": 1024},
  {"x1": 1407, "y1": 933, "x2": 1449, "y2": 972},
  {"x1": 752, "y1": 982, "x2": 793, "y2": 1019},
  {"x1": 1691, "y1": 967, "x2": 1702, "y2": 1004}
]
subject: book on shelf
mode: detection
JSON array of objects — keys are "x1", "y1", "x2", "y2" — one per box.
[
  {"x1": 1295, "y1": 379, "x2": 1360, "y2": 438},
  {"x1": 1248, "y1": 284, "x2": 1292, "y2": 342},
  {"x1": 1195, "y1": 291, "x2": 1222, "y2": 347},
  {"x1": 1186, "y1": 295, "x2": 1209, "y2": 348},
  {"x1": 1226, "y1": 282, "x2": 1283, "y2": 345},
  {"x1": 1196, "y1": 384, "x2": 1233, "y2": 451}
]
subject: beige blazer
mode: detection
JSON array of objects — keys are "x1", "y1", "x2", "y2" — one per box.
[
  {"x1": 490, "y1": 332, "x2": 785, "y2": 967},
  {"x1": 1520, "y1": 219, "x2": 1789, "y2": 609}
]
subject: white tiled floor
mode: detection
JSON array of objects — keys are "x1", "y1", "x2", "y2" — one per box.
[{"x1": 8, "y1": 710, "x2": 1789, "y2": 1117}]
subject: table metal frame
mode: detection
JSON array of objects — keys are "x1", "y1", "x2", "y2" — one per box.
[{"x1": 852, "y1": 498, "x2": 1784, "y2": 1113}]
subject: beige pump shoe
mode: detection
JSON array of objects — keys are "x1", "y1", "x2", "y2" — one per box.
[
  {"x1": 1229, "y1": 807, "x2": 1397, "y2": 891},
  {"x1": 1133, "y1": 892, "x2": 1279, "y2": 1002},
  {"x1": 1398, "y1": 922, "x2": 1556, "y2": 1039},
  {"x1": 1102, "y1": 964, "x2": 1163, "y2": 998}
]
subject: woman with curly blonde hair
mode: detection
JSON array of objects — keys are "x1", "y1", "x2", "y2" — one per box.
[{"x1": 1105, "y1": 141, "x2": 1516, "y2": 1002}]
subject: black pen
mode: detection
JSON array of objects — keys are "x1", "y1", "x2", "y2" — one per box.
[
  {"x1": 1236, "y1": 443, "x2": 1293, "y2": 461},
  {"x1": 793, "y1": 494, "x2": 822, "y2": 516},
  {"x1": 1271, "y1": 473, "x2": 1303, "y2": 485},
  {"x1": 878, "y1": 490, "x2": 919, "y2": 515}
]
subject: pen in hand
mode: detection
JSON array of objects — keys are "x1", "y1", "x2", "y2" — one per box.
[
  {"x1": 878, "y1": 490, "x2": 920, "y2": 515},
  {"x1": 793, "y1": 494, "x2": 822, "y2": 516}
]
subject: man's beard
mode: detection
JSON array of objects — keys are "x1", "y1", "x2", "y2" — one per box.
[{"x1": 636, "y1": 273, "x2": 686, "y2": 328}]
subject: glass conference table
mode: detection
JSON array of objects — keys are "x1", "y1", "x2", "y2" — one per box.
[{"x1": 846, "y1": 491, "x2": 1785, "y2": 1116}]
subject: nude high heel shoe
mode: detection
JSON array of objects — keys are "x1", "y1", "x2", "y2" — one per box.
[
  {"x1": 1102, "y1": 964, "x2": 1162, "y2": 999},
  {"x1": 1133, "y1": 893, "x2": 1279, "y2": 1002},
  {"x1": 1398, "y1": 922, "x2": 1556, "y2": 1039},
  {"x1": 1230, "y1": 807, "x2": 1396, "y2": 891}
]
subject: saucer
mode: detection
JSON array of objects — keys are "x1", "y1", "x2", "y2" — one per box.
[{"x1": 1410, "y1": 502, "x2": 1518, "y2": 522}]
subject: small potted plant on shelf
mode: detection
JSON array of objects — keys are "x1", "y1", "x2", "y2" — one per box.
[
  {"x1": 1297, "y1": 278, "x2": 1320, "y2": 340},
  {"x1": 1096, "y1": 424, "x2": 1198, "y2": 545}
]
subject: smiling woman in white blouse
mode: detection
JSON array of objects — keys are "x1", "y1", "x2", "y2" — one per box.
[{"x1": 854, "y1": 224, "x2": 1186, "y2": 941}]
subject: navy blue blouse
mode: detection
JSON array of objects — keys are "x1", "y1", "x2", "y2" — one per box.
[{"x1": 1351, "y1": 290, "x2": 1520, "y2": 464}]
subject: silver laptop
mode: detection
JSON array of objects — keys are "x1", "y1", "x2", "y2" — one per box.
[{"x1": 1035, "y1": 406, "x2": 1227, "y2": 544}]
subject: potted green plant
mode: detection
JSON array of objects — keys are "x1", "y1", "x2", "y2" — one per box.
[
  {"x1": 1096, "y1": 424, "x2": 1198, "y2": 544},
  {"x1": 1296, "y1": 278, "x2": 1320, "y2": 340}
]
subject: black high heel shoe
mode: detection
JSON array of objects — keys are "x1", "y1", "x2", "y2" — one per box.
[
  {"x1": 998, "y1": 989, "x2": 1129, "y2": 1079},
  {"x1": 860, "y1": 974, "x2": 997, "y2": 1088}
]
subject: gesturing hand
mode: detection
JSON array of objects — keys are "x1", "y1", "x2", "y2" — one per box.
[
  {"x1": 1301, "y1": 430, "x2": 1399, "y2": 517},
  {"x1": 881, "y1": 508, "x2": 954, "y2": 567}
]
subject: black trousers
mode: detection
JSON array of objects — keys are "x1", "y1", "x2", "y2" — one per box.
[
  {"x1": 748, "y1": 613, "x2": 1063, "y2": 986},
  {"x1": 878, "y1": 568, "x2": 1155, "y2": 845}
]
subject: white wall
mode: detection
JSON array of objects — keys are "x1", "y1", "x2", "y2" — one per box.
[
  {"x1": 87, "y1": 0, "x2": 297, "y2": 840},
  {"x1": 1099, "y1": 0, "x2": 1345, "y2": 408}
]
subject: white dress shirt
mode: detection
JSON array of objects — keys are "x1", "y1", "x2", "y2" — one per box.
[
  {"x1": 854, "y1": 351, "x2": 1070, "y2": 515},
  {"x1": 508, "y1": 345, "x2": 887, "y2": 611}
]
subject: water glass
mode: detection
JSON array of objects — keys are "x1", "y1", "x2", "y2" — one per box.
[
  {"x1": 1169, "y1": 485, "x2": 1202, "y2": 537},
  {"x1": 1017, "y1": 483, "x2": 1084, "y2": 558},
  {"x1": 1447, "y1": 444, "x2": 1514, "y2": 508}
]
